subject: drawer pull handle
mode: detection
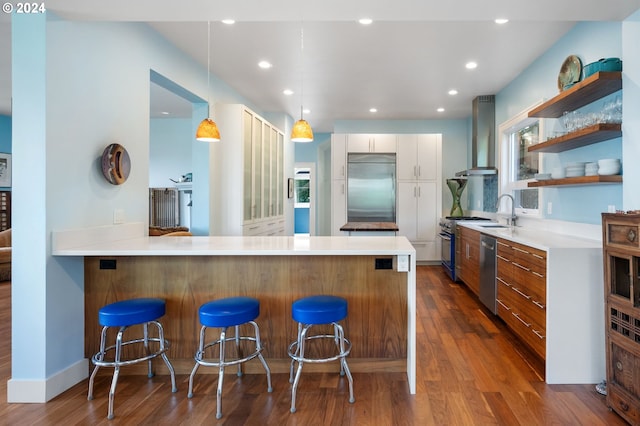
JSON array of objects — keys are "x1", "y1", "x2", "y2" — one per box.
[
  {"x1": 497, "y1": 299, "x2": 510, "y2": 311},
  {"x1": 511, "y1": 286, "x2": 532, "y2": 300},
  {"x1": 497, "y1": 241, "x2": 509, "y2": 247},
  {"x1": 512, "y1": 312, "x2": 531, "y2": 327},
  {"x1": 532, "y1": 300, "x2": 546, "y2": 309},
  {"x1": 532, "y1": 271, "x2": 544, "y2": 278},
  {"x1": 513, "y1": 262, "x2": 530, "y2": 272},
  {"x1": 496, "y1": 255, "x2": 510, "y2": 262},
  {"x1": 532, "y1": 253, "x2": 545, "y2": 259},
  {"x1": 513, "y1": 247, "x2": 530, "y2": 254},
  {"x1": 617, "y1": 361, "x2": 623, "y2": 371},
  {"x1": 497, "y1": 277, "x2": 510, "y2": 287},
  {"x1": 532, "y1": 329, "x2": 545, "y2": 339},
  {"x1": 619, "y1": 401, "x2": 629, "y2": 411},
  {"x1": 628, "y1": 229, "x2": 637, "y2": 242}
]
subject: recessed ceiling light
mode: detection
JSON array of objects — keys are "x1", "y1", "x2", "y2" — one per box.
[
  {"x1": 258, "y1": 60, "x2": 272, "y2": 69},
  {"x1": 437, "y1": 107, "x2": 445, "y2": 112},
  {"x1": 495, "y1": 18, "x2": 509, "y2": 24},
  {"x1": 303, "y1": 108, "x2": 311, "y2": 115},
  {"x1": 359, "y1": 18, "x2": 373, "y2": 25},
  {"x1": 369, "y1": 108, "x2": 378, "y2": 113},
  {"x1": 283, "y1": 89, "x2": 294, "y2": 96},
  {"x1": 161, "y1": 111, "x2": 170, "y2": 115},
  {"x1": 465, "y1": 61, "x2": 478, "y2": 70},
  {"x1": 448, "y1": 89, "x2": 458, "y2": 96},
  {"x1": 222, "y1": 19, "x2": 235, "y2": 25}
]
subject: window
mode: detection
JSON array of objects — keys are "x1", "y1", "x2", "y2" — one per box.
[{"x1": 498, "y1": 104, "x2": 543, "y2": 215}]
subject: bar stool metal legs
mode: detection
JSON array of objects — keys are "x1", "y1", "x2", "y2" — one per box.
[
  {"x1": 188, "y1": 297, "x2": 272, "y2": 419},
  {"x1": 87, "y1": 298, "x2": 177, "y2": 420},
  {"x1": 288, "y1": 295, "x2": 355, "y2": 413}
]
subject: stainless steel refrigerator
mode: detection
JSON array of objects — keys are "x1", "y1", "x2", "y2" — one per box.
[{"x1": 347, "y1": 153, "x2": 396, "y2": 222}]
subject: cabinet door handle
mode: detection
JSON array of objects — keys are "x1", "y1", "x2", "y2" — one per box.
[
  {"x1": 513, "y1": 262, "x2": 530, "y2": 272},
  {"x1": 532, "y1": 329, "x2": 545, "y2": 339},
  {"x1": 532, "y1": 300, "x2": 546, "y2": 309},
  {"x1": 532, "y1": 271, "x2": 544, "y2": 278},
  {"x1": 418, "y1": 186, "x2": 421, "y2": 197},
  {"x1": 418, "y1": 165, "x2": 421, "y2": 177},
  {"x1": 341, "y1": 165, "x2": 345, "y2": 177},
  {"x1": 497, "y1": 241, "x2": 510, "y2": 247},
  {"x1": 511, "y1": 286, "x2": 532, "y2": 300},
  {"x1": 628, "y1": 229, "x2": 636, "y2": 242},
  {"x1": 496, "y1": 254, "x2": 509, "y2": 262},
  {"x1": 341, "y1": 183, "x2": 345, "y2": 195},
  {"x1": 532, "y1": 253, "x2": 544, "y2": 260},
  {"x1": 512, "y1": 312, "x2": 531, "y2": 327},
  {"x1": 513, "y1": 246, "x2": 530, "y2": 254},
  {"x1": 413, "y1": 166, "x2": 417, "y2": 178},
  {"x1": 497, "y1": 299, "x2": 510, "y2": 311}
]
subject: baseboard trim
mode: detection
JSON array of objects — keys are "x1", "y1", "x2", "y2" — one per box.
[{"x1": 7, "y1": 358, "x2": 88, "y2": 403}]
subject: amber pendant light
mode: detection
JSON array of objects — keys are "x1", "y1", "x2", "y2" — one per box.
[
  {"x1": 196, "y1": 21, "x2": 221, "y2": 142},
  {"x1": 291, "y1": 25, "x2": 313, "y2": 142}
]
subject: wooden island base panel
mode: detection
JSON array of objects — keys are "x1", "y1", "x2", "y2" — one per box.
[{"x1": 84, "y1": 254, "x2": 408, "y2": 376}]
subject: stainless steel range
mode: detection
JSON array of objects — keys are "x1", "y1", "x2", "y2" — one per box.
[{"x1": 438, "y1": 216, "x2": 490, "y2": 281}]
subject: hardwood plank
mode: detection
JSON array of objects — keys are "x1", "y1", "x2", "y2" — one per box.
[{"x1": 0, "y1": 268, "x2": 630, "y2": 425}]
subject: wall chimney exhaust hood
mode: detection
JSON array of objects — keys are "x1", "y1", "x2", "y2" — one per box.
[{"x1": 456, "y1": 95, "x2": 497, "y2": 177}]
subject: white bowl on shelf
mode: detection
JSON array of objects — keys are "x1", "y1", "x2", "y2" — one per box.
[
  {"x1": 551, "y1": 168, "x2": 565, "y2": 179},
  {"x1": 598, "y1": 159, "x2": 620, "y2": 167},
  {"x1": 598, "y1": 165, "x2": 621, "y2": 175}
]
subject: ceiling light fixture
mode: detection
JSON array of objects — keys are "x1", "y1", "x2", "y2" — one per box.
[
  {"x1": 465, "y1": 61, "x2": 478, "y2": 69},
  {"x1": 495, "y1": 18, "x2": 509, "y2": 24},
  {"x1": 221, "y1": 19, "x2": 235, "y2": 25},
  {"x1": 195, "y1": 21, "x2": 221, "y2": 142},
  {"x1": 291, "y1": 23, "x2": 313, "y2": 143},
  {"x1": 448, "y1": 89, "x2": 458, "y2": 95},
  {"x1": 283, "y1": 89, "x2": 294, "y2": 96},
  {"x1": 369, "y1": 108, "x2": 378, "y2": 113},
  {"x1": 359, "y1": 18, "x2": 373, "y2": 25},
  {"x1": 258, "y1": 60, "x2": 273, "y2": 69},
  {"x1": 437, "y1": 107, "x2": 445, "y2": 112}
]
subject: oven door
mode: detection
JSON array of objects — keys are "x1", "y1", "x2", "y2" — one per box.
[{"x1": 439, "y1": 232, "x2": 453, "y2": 267}]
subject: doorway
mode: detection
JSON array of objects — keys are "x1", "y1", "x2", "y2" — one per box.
[{"x1": 294, "y1": 163, "x2": 315, "y2": 235}]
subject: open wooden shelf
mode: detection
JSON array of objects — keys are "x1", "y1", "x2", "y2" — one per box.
[
  {"x1": 528, "y1": 123, "x2": 622, "y2": 153},
  {"x1": 528, "y1": 175, "x2": 622, "y2": 187},
  {"x1": 528, "y1": 72, "x2": 622, "y2": 118}
]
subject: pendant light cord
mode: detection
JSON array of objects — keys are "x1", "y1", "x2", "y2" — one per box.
[
  {"x1": 299, "y1": 24, "x2": 304, "y2": 120},
  {"x1": 207, "y1": 21, "x2": 211, "y2": 117}
]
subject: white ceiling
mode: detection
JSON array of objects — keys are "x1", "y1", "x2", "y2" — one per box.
[{"x1": 2, "y1": 1, "x2": 640, "y2": 132}]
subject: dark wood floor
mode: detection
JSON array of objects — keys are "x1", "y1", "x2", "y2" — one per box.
[{"x1": 0, "y1": 267, "x2": 626, "y2": 425}]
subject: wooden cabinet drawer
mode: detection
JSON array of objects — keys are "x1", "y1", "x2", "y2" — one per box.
[
  {"x1": 610, "y1": 339, "x2": 640, "y2": 399},
  {"x1": 608, "y1": 384, "x2": 640, "y2": 425},
  {"x1": 606, "y1": 223, "x2": 640, "y2": 249},
  {"x1": 512, "y1": 264, "x2": 546, "y2": 303},
  {"x1": 498, "y1": 279, "x2": 546, "y2": 330},
  {"x1": 497, "y1": 294, "x2": 546, "y2": 359}
]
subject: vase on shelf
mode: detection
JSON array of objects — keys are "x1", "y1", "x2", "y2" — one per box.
[{"x1": 446, "y1": 178, "x2": 468, "y2": 217}]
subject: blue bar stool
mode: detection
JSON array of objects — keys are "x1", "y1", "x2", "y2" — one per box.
[
  {"x1": 87, "y1": 298, "x2": 177, "y2": 420},
  {"x1": 288, "y1": 295, "x2": 355, "y2": 413},
  {"x1": 188, "y1": 297, "x2": 272, "y2": 419}
]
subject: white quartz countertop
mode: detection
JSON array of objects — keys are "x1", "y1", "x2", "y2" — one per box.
[
  {"x1": 457, "y1": 222, "x2": 601, "y2": 251},
  {"x1": 52, "y1": 235, "x2": 417, "y2": 256}
]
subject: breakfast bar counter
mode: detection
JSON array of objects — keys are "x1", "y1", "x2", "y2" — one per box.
[{"x1": 52, "y1": 229, "x2": 417, "y2": 393}]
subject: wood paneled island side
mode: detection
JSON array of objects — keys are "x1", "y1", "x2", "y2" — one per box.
[{"x1": 52, "y1": 232, "x2": 417, "y2": 394}]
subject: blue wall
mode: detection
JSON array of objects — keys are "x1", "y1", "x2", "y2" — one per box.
[
  {"x1": 0, "y1": 115, "x2": 11, "y2": 190},
  {"x1": 493, "y1": 22, "x2": 623, "y2": 224}
]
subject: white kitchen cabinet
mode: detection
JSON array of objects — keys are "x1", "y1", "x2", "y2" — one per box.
[
  {"x1": 331, "y1": 180, "x2": 347, "y2": 236},
  {"x1": 397, "y1": 134, "x2": 439, "y2": 181},
  {"x1": 347, "y1": 134, "x2": 397, "y2": 153},
  {"x1": 330, "y1": 134, "x2": 348, "y2": 235},
  {"x1": 397, "y1": 181, "x2": 439, "y2": 260},
  {"x1": 214, "y1": 104, "x2": 285, "y2": 236},
  {"x1": 396, "y1": 134, "x2": 442, "y2": 261},
  {"x1": 332, "y1": 134, "x2": 347, "y2": 180}
]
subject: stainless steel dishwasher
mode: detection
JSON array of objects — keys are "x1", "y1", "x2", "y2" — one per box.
[{"x1": 479, "y1": 234, "x2": 497, "y2": 314}]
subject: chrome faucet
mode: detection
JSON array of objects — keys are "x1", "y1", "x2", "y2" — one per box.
[{"x1": 496, "y1": 194, "x2": 517, "y2": 226}]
